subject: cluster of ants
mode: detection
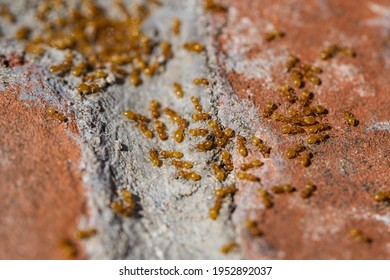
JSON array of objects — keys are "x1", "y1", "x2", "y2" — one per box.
[
  {"x1": 13, "y1": 0, "x2": 216, "y2": 98},
  {"x1": 5, "y1": 0, "x2": 386, "y2": 257},
  {"x1": 259, "y1": 29, "x2": 387, "y2": 246},
  {"x1": 26, "y1": 0, "x2": 234, "y2": 256},
  {"x1": 118, "y1": 38, "x2": 364, "y2": 253}
]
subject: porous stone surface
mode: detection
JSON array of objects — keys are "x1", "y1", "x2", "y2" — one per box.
[{"x1": 0, "y1": 0, "x2": 389, "y2": 260}]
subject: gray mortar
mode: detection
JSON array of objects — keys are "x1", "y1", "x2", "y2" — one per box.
[{"x1": 0, "y1": 0, "x2": 259, "y2": 259}]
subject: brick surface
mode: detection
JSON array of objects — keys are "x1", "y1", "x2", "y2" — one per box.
[
  {"x1": 0, "y1": 0, "x2": 389, "y2": 260},
  {"x1": 208, "y1": 0, "x2": 390, "y2": 259},
  {"x1": 0, "y1": 80, "x2": 86, "y2": 259}
]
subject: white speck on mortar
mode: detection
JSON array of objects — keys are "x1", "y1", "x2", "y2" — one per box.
[
  {"x1": 374, "y1": 214, "x2": 390, "y2": 228},
  {"x1": 367, "y1": 121, "x2": 390, "y2": 131},
  {"x1": 303, "y1": 207, "x2": 344, "y2": 242},
  {"x1": 328, "y1": 62, "x2": 376, "y2": 97},
  {"x1": 366, "y1": 2, "x2": 390, "y2": 31},
  {"x1": 221, "y1": 10, "x2": 288, "y2": 86}
]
